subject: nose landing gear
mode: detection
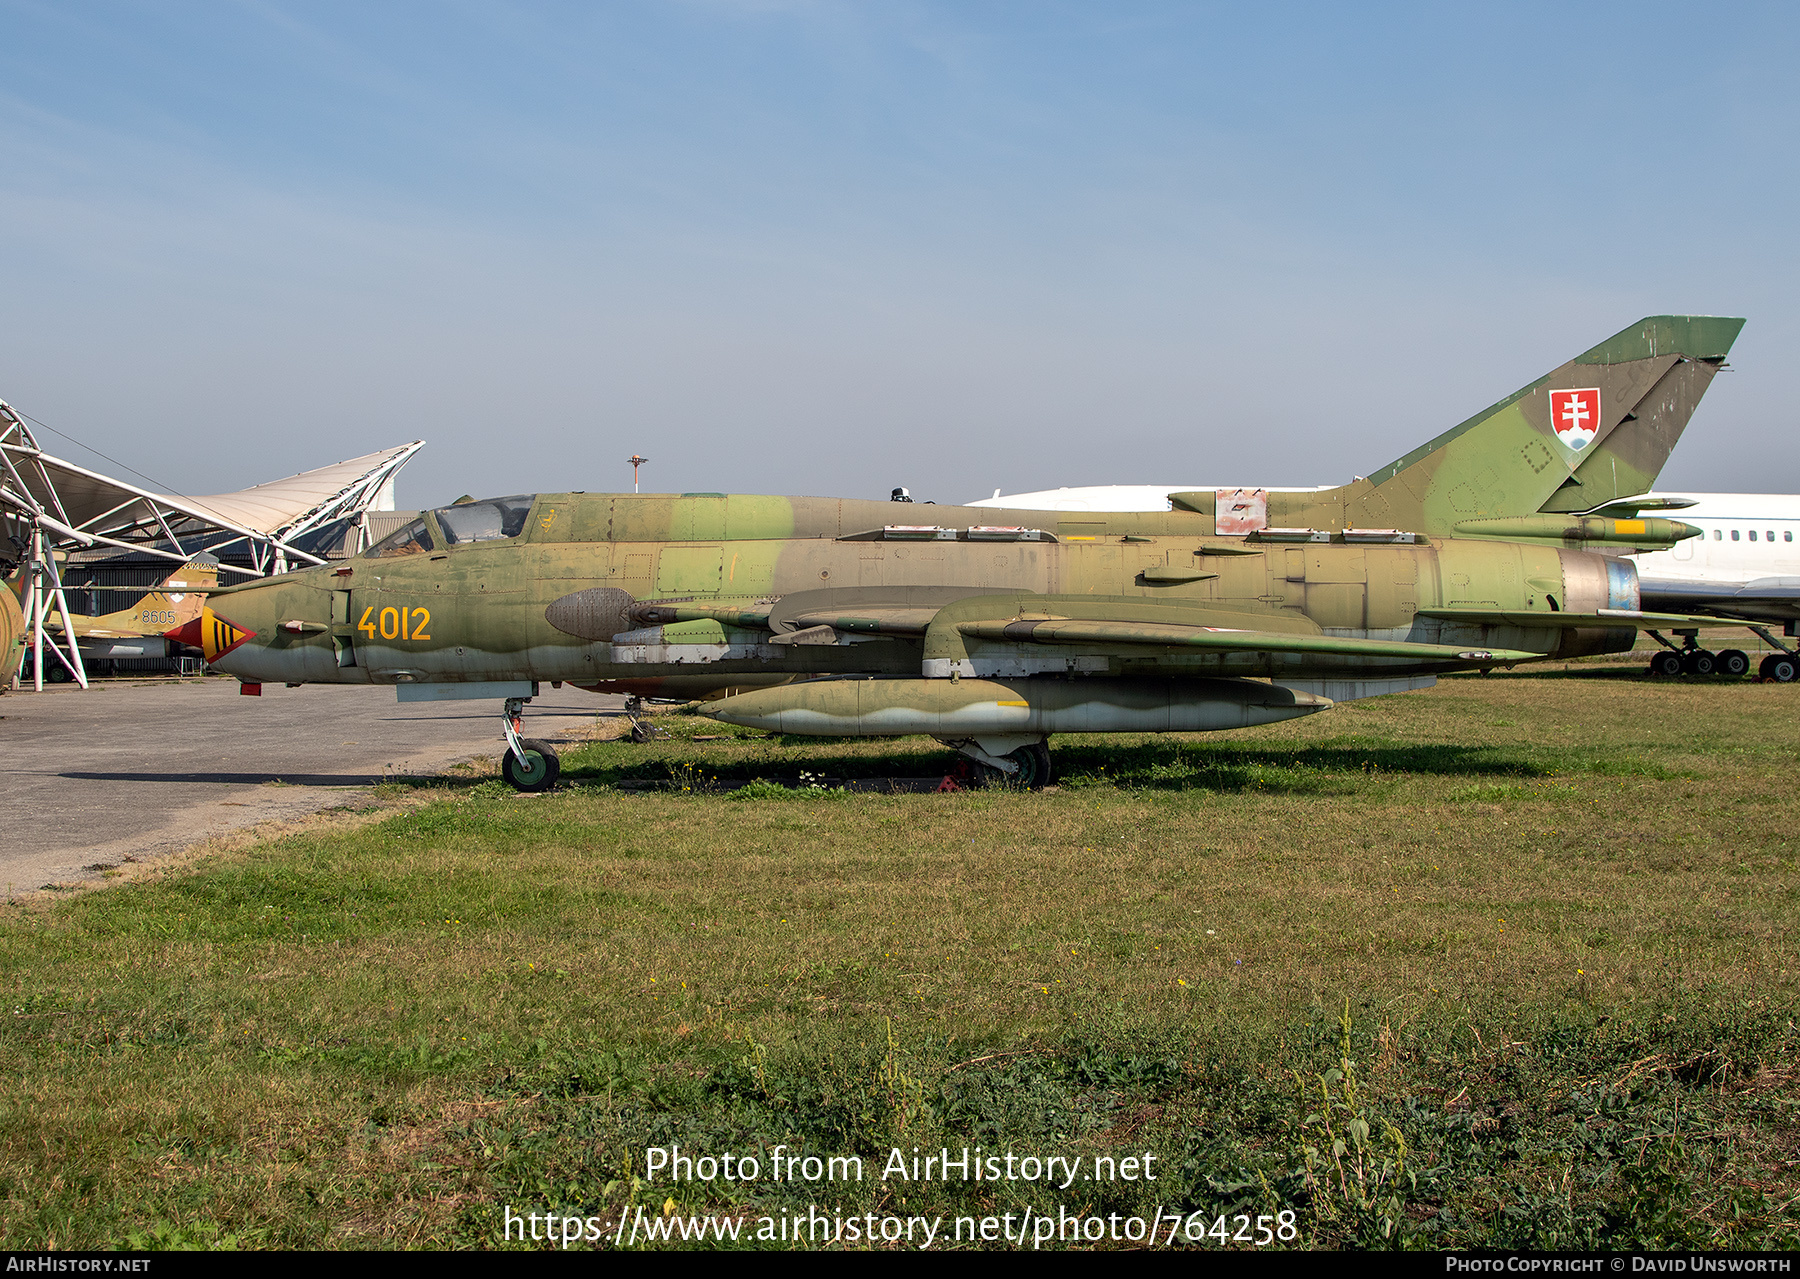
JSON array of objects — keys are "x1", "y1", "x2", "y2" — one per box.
[
  {"x1": 500, "y1": 696, "x2": 560, "y2": 791},
  {"x1": 623, "y1": 695, "x2": 663, "y2": 743}
]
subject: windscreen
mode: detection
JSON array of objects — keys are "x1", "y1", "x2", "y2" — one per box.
[
  {"x1": 433, "y1": 496, "x2": 537, "y2": 545},
  {"x1": 364, "y1": 517, "x2": 435, "y2": 558}
]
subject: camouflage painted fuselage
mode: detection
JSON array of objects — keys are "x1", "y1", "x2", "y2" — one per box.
[{"x1": 204, "y1": 492, "x2": 1637, "y2": 693}]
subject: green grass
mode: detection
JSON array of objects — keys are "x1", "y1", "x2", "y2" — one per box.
[{"x1": 2, "y1": 669, "x2": 1798, "y2": 1249}]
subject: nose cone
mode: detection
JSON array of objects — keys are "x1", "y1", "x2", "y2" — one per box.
[{"x1": 165, "y1": 607, "x2": 256, "y2": 663}]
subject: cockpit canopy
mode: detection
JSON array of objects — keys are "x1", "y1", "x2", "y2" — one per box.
[
  {"x1": 364, "y1": 495, "x2": 538, "y2": 558},
  {"x1": 434, "y1": 495, "x2": 536, "y2": 545},
  {"x1": 365, "y1": 516, "x2": 434, "y2": 558}
]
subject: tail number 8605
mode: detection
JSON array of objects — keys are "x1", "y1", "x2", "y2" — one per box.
[{"x1": 359, "y1": 606, "x2": 432, "y2": 642}]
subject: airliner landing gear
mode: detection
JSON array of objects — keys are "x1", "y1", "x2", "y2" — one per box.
[
  {"x1": 1649, "y1": 626, "x2": 1796, "y2": 682},
  {"x1": 1646, "y1": 630, "x2": 1725, "y2": 678},
  {"x1": 1749, "y1": 627, "x2": 1800, "y2": 683},
  {"x1": 1760, "y1": 653, "x2": 1799, "y2": 683},
  {"x1": 499, "y1": 696, "x2": 559, "y2": 792}
]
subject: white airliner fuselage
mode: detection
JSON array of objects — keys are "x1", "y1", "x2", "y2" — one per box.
[
  {"x1": 967, "y1": 484, "x2": 1333, "y2": 513},
  {"x1": 971, "y1": 485, "x2": 1800, "y2": 623},
  {"x1": 1627, "y1": 494, "x2": 1800, "y2": 584}
]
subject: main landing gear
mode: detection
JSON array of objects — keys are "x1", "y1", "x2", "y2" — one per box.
[
  {"x1": 940, "y1": 736, "x2": 1055, "y2": 790},
  {"x1": 1645, "y1": 629, "x2": 1796, "y2": 682},
  {"x1": 1759, "y1": 652, "x2": 1799, "y2": 683},
  {"x1": 997, "y1": 741, "x2": 1055, "y2": 790},
  {"x1": 499, "y1": 696, "x2": 560, "y2": 792}
]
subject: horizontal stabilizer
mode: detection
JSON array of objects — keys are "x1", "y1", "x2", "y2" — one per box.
[{"x1": 1579, "y1": 496, "x2": 1699, "y2": 519}]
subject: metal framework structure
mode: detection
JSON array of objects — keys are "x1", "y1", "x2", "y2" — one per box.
[{"x1": 2, "y1": 399, "x2": 423, "y2": 690}]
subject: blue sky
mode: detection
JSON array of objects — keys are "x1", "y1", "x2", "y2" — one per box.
[{"x1": 2, "y1": 1, "x2": 1796, "y2": 507}]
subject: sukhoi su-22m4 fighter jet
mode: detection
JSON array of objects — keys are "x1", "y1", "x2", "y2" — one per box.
[{"x1": 177, "y1": 316, "x2": 1739, "y2": 789}]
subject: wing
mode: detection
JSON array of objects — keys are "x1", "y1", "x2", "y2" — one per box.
[
  {"x1": 577, "y1": 585, "x2": 1579, "y2": 693},
  {"x1": 1417, "y1": 606, "x2": 1746, "y2": 629},
  {"x1": 1635, "y1": 576, "x2": 1800, "y2": 624},
  {"x1": 955, "y1": 619, "x2": 1535, "y2": 664}
]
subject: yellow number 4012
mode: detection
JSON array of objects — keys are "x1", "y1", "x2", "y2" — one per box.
[{"x1": 358, "y1": 606, "x2": 431, "y2": 641}]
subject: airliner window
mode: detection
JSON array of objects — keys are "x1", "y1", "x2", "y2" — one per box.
[
  {"x1": 1732, "y1": 530, "x2": 1740, "y2": 541},
  {"x1": 1787, "y1": 532, "x2": 1793, "y2": 543},
  {"x1": 1750, "y1": 531, "x2": 1758, "y2": 542},
  {"x1": 1714, "y1": 530, "x2": 1722, "y2": 540},
  {"x1": 1769, "y1": 531, "x2": 1776, "y2": 542},
  {"x1": 365, "y1": 518, "x2": 435, "y2": 558},
  {"x1": 434, "y1": 495, "x2": 537, "y2": 545}
]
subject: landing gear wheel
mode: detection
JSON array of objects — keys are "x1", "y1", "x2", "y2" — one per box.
[
  {"x1": 501, "y1": 740, "x2": 560, "y2": 791},
  {"x1": 1761, "y1": 653, "x2": 1799, "y2": 683},
  {"x1": 1649, "y1": 651, "x2": 1684, "y2": 678},
  {"x1": 1682, "y1": 649, "x2": 1716, "y2": 677},
  {"x1": 624, "y1": 695, "x2": 657, "y2": 743},
  {"x1": 1718, "y1": 649, "x2": 1751, "y2": 678},
  {"x1": 1005, "y1": 742, "x2": 1054, "y2": 791}
]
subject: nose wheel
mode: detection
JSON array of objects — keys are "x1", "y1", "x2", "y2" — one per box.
[
  {"x1": 500, "y1": 696, "x2": 560, "y2": 792},
  {"x1": 624, "y1": 695, "x2": 662, "y2": 743}
]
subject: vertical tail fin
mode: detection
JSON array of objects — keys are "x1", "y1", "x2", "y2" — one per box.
[
  {"x1": 82, "y1": 554, "x2": 220, "y2": 636},
  {"x1": 1538, "y1": 317, "x2": 1744, "y2": 513},
  {"x1": 1263, "y1": 316, "x2": 1745, "y2": 535}
]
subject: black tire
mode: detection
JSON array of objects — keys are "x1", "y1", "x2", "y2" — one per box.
[
  {"x1": 630, "y1": 721, "x2": 654, "y2": 744},
  {"x1": 1649, "y1": 651, "x2": 1684, "y2": 678},
  {"x1": 1718, "y1": 649, "x2": 1751, "y2": 678},
  {"x1": 1682, "y1": 649, "x2": 1716, "y2": 677},
  {"x1": 45, "y1": 660, "x2": 73, "y2": 684},
  {"x1": 970, "y1": 743, "x2": 1052, "y2": 791},
  {"x1": 1006, "y1": 742, "x2": 1054, "y2": 791},
  {"x1": 500, "y1": 739, "x2": 560, "y2": 791},
  {"x1": 1767, "y1": 655, "x2": 1799, "y2": 684}
]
